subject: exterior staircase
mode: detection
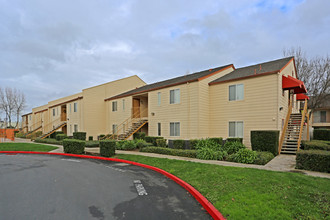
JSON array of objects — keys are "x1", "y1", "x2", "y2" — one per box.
[
  {"x1": 26, "y1": 125, "x2": 42, "y2": 135},
  {"x1": 40, "y1": 122, "x2": 67, "y2": 139},
  {"x1": 117, "y1": 119, "x2": 148, "y2": 140},
  {"x1": 280, "y1": 113, "x2": 304, "y2": 154}
]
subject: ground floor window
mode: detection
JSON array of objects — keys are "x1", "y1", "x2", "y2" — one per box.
[
  {"x1": 74, "y1": 124, "x2": 78, "y2": 132},
  {"x1": 70, "y1": 125, "x2": 72, "y2": 134},
  {"x1": 158, "y1": 123, "x2": 161, "y2": 136},
  {"x1": 229, "y1": 121, "x2": 243, "y2": 138},
  {"x1": 170, "y1": 122, "x2": 180, "y2": 136}
]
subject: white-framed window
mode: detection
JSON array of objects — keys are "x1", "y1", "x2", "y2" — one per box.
[
  {"x1": 229, "y1": 84, "x2": 244, "y2": 101},
  {"x1": 74, "y1": 124, "x2": 78, "y2": 132},
  {"x1": 314, "y1": 111, "x2": 326, "y2": 123},
  {"x1": 53, "y1": 109, "x2": 55, "y2": 117},
  {"x1": 170, "y1": 122, "x2": 180, "y2": 136},
  {"x1": 229, "y1": 121, "x2": 243, "y2": 138},
  {"x1": 70, "y1": 124, "x2": 72, "y2": 134},
  {"x1": 57, "y1": 107, "x2": 59, "y2": 115},
  {"x1": 70, "y1": 104, "x2": 72, "y2": 113},
  {"x1": 157, "y1": 92, "x2": 161, "y2": 106},
  {"x1": 122, "y1": 99, "x2": 125, "y2": 111},
  {"x1": 170, "y1": 89, "x2": 180, "y2": 104},
  {"x1": 29, "y1": 115, "x2": 31, "y2": 120},
  {"x1": 74, "y1": 103, "x2": 77, "y2": 112},
  {"x1": 112, "y1": 101, "x2": 117, "y2": 112},
  {"x1": 158, "y1": 123, "x2": 161, "y2": 136},
  {"x1": 112, "y1": 124, "x2": 118, "y2": 134}
]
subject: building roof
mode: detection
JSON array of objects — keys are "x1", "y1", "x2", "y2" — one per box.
[
  {"x1": 105, "y1": 64, "x2": 233, "y2": 101},
  {"x1": 209, "y1": 57, "x2": 294, "y2": 85}
]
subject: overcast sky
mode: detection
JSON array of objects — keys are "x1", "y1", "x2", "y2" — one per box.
[{"x1": 0, "y1": 0, "x2": 329, "y2": 115}]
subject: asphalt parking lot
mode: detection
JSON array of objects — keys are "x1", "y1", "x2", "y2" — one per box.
[{"x1": 0, "y1": 154, "x2": 212, "y2": 220}]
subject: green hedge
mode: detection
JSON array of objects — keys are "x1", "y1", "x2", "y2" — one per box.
[
  {"x1": 296, "y1": 150, "x2": 330, "y2": 173},
  {"x1": 100, "y1": 140, "x2": 116, "y2": 157},
  {"x1": 189, "y1": 139, "x2": 199, "y2": 149},
  {"x1": 56, "y1": 134, "x2": 68, "y2": 141},
  {"x1": 208, "y1": 138, "x2": 223, "y2": 146},
  {"x1": 116, "y1": 140, "x2": 137, "y2": 150},
  {"x1": 88, "y1": 136, "x2": 93, "y2": 141},
  {"x1": 73, "y1": 132, "x2": 86, "y2": 141},
  {"x1": 302, "y1": 140, "x2": 330, "y2": 151},
  {"x1": 173, "y1": 139, "x2": 185, "y2": 149},
  {"x1": 35, "y1": 138, "x2": 63, "y2": 145},
  {"x1": 156, "y1": 139, "x2": 167, "y2": 148},
  {"x1": 133, "y1": 132, "x2": 146, "y2": 140},
  {"x1": 85, "y1": 141, "x2": 100, "y2": 148},
  {"x1": 228, "y1": 148, "x2": 257, "y2": 164},
  {"x1": 140, "y1": 147, "x2": 197, "y2": 158},
  {"x1": 63, "y1": 139, "x2": 85, "y2": 154},
  {"x1": 50, "y1": 131, "x2": 63, "y2": 139},
  {"x1": 145, "y1": 136, "x2": 164, "y2": 146},
  {"x1": 254, "y1": 151, "x2": 275, "y2": 165},
  {"x1": 226, "y1": 138, "x2": 243, "y2": 143},
  {"x1": 251, "y1": 130, "x2": 279, "y2": 155},
  {"x1": 313, "y1": 129, "x2": 330, "y2": 141},
  {"x1": 223, "y1": 141, "x2": 246, "y2": 155}
]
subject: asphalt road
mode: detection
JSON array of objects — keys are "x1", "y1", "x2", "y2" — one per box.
[{"x1": 0, "y1": 154, "x2": 212, "y2": 220}]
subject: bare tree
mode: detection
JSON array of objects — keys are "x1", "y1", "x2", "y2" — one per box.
[
  {"x1": 0, "y1": 87, "x2": 26, "y2": 128},
  {"x1": 283, "y1": 47, "x2": 330, "y2": 109}
]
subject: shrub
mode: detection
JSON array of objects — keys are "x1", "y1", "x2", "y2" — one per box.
[
  {"x1": 208, "y1": 138, "x2": 223, "y2": 146},
  {"x1": 140, "y1": 147, "x2": 197, "y2": 158},
  {"x1": 133, "y1": 132, "x2": 146, "y2": 140},
  {"x1": 135, "y1": 139, "x2": 148, "y2": 149},
  {"x1": 145, "y1": 136, "x2": 164, "y2": 145},
  {"x1": 116, "y1": 140, "x2": 136, "y2": 150},
  {"x1": 35, "y1": 138, "x2": 62, "y2": 145},
  {"x1": 35, "y1": 131, "x2": 43, "y2": 137},
  {"x1": 156, "y1": 139, "x2": 167, "y2": 148},
  {"x1": 226, "y1": 138, "x2": 243, "y2": 143},
  {"x1": 251, "y1": 130, "x2": 279, "y2": 155},
  {"x1": 223, "y1": 141, "x2": 246, "y2": 155},
  {"x1": 196, "y1": 147, "x2": 227, "y2": 160},
  {"x1": 56, "y1": 134, "x2": 68, "y2": 141},
  {"x1": 15, "y1": 132, "x2": 26, "y2": 138},
  {"x1": 189, "y1": 139, "x2": 199, "y2": 149},
  {"x1": 98, "y1": 134, "x2": 105, "y2": 140},
  {"x1": 302, "y1": 140, "x2": 330, "y2": 151},
  {"x1": 63, "y1": 139, "x2": 85, "y2": 154},
  {"x1": 196, "y1": 139, "x2": 222, "y2": 151},
  {"x1": 100, "y1": 140, "x2": 116, "y2": 157},
  {"x1": 88, "y1": 136, "x2": 93, "y2": 141},
  {"x1": 50, "y1": 131, "x2": 63, "y2": 139},
  {"x1": 14, "y1": 130, "x2": 20, "y2": 135},
  {"x1": 173, "y1": 139, "x2": 185, "y2": 149},
  {"x1": 313, "y1": 129, "x2": 330, "y2": 141},
  {"x1": 73, "y1": 132, "x2": 86, "y2": 141},
  {"x1": 230, "y1": 149, "x2": 257, "y2": 164},
  {"x1": 254, "y1": 151, "x2": 275, "y2": 165},
  {"x1": 85, "y1": 141, "x2": 99, "y2": 148},
  {"x1": 296, "y1": 150, "x2": 330, "y2": 173}
]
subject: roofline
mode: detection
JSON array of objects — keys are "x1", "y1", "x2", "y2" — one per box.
[
  {"x1": 22, "y1": 112, "x2": 32, "y2": 117},
  {"x1": 48, "y1": 96, "x2": 83, "y2": 108},
  {"x1": 34, "y1": 109, "x2": 48, "y2": 114},
  {"x1": 104, "y1": 65, "x2": 234, "y2": 102},
  {"x1": 209, "y1": 70, "x2": 279, "y2": 85},
  {"x1": 279, "y1": 57, "x2": 298, "y2": 78}
]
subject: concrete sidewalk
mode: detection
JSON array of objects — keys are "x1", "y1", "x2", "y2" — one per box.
[{"x1": 6, "y1": 138, "x2": 330, "y2": 179}]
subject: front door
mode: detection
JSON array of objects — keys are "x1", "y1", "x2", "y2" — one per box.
[
  {"x1": 133, "y1": 98, "x2": 140, "y2": 118},
  {"x1": 61, "y1": 105, "x2": 67, "y2": 121}
]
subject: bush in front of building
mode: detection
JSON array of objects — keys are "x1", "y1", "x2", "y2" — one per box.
[
  {"x1": 100, "y1": 140, "x2": 116, "y2": 157},
  {"x1": 15, "y1": 132, "x2": 26, "y2": 138},
  {"x1": 145, "y1": 136, "x2": 164, "y2": 146},
  {"x1": 35, "y1": 138, "x2": 62, "y2": 145},
  {"x1": 88, "y1": 136, "x2": 93, "y2": 141},
  {"x1": 63, "y1": 139, "x2": 85, "y2": 154},
  {"x1": 85, "y1": 141, "x2": 100, "y2": 148},
  {"x1": 156, "y1": 139, "x2": 167, "y2": 148},
  {"x1": 116, "y1": 140, "x2": 137, "y2": 150},
  {"x1": 73, "y1": 132, "x2": 86, "y2": 141},
  {"x1": 140, "y1": 147, "x2": 197, "y2": 158},
  {"x1": 133, "y1": 132, "x2": 146, "y2": 140},
  {"x1": 56, "y1": 134, "x2": 68, "y2": 141},
  {"x1": 301, "y1": 140, "x2": 330, "y2": 151},
  {"x1": 254, "y1": 151, "x2": 275, "y2": 165},
  {"x1": 208, "y1": 137, "x2": 223, "y2": 146},
  {"x1": 313, "y1": 129, "x2": 330, "y2": 141},
  {"x1": 226, "y1": 138, "x2": 243, "y2": 143},
  {"x1": 251, "y1": 130, "x2": 280, "y2": 155},
  {"x1": 223, "y1": 141, "x2": 246, "y2": 155},
  {"x1": 296, "y1": 150, "x2": 330, "y2": 173},
  {"x1": 188, "y1": 139, "x2": 199, "y2": 149},
  {"x1": 135, "y1": 139, "x2": 148, "y2": 149},
  {"x1": 195, "y1": 138, "x2": 226, "y2": 160},
  {"x1": 227, "y1": 148, "x2": 257, "y2": 164},
  {"x1": 50, "y1": 131, "x2": 63, "y2": 139},
  {"x1": 98, "y1": 134, "x2": 105, "y2": 140},
  {"x1": 173, "y1": 139, "x2": 185, "y2": 149}
]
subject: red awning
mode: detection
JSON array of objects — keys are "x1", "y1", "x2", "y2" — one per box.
[
  {"x1": 296, "y1": 93, "x2": 309, "y2": 101},
  {"x1": 282, "y1": 75, "x2": 307, "y2": 94}
]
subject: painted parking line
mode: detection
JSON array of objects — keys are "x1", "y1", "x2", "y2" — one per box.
[
  {"x1": 61, "y1": 159, "x2": 81, "y2": 163},
  {"x1": 105, "y1": 165, "x2": 126, "y2": 173},
  {"x1": 134, "y1": 180, "x2": 148, "y2": 196}
]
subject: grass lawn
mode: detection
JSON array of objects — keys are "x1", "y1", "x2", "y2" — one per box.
[
  {"x1": 114, "y1": 154, "x2": 330, "y2": 220},
  {"x1": 0, "y1": 143, "x2": 58, "y2": 152}
]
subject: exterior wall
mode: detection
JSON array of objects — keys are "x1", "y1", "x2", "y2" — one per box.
[
  {"x1": 311, "y1": 109, "x2": 330, "y2": 128},
  {"x1": 83, "y1": 76, "x2": 145, "y2": 139},
  {"x1": 209, "y1": 74, "x2": 279, "y2": 147},
  {"x1": 66, "y1": 100, "x2": 83, "y2": 136},
  {"x1": 108, "y1": 96, "x2": 133, "y2": 135}
]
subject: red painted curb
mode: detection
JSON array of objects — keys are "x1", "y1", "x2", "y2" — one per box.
[{"x1": 0, "y1": 151, "x2": 226, "y2": 220}]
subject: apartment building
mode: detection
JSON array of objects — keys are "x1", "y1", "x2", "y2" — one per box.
[{"x1": 23, "y1": 56, "x2": 309, "y2": 149}]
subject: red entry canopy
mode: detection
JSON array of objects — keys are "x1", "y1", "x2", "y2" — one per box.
[
  {"x1": 282, "y1": 75, "x2": 307, "y2": 94},
  {"x1": 296, "y1": 93, "x2": 309, "y2": 101}
]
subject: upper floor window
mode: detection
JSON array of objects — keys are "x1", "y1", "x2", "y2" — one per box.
[
  {"x1": 170, "y1": 89, "x2": 180, "y2": 104},
  {"x1": 53, "y1": 109, "x2": 55, "y2": 117},
  {"x1": 70, "y1": 104, "x2": 72, "y2": 113},
  {"x1": 229, "y1": 121, "x2": 243, "y2": 138},
  {"x1": 74, "y1": 103, "x2": 78, "y2": 112},
  {"x1": 29, "y1": 115, "x2": 32, "y2": 120},
  {"x1": 112, "y1": 101, "x2": 117, "y2": 112},
  {"x1": 157, "y1": 92, "x2": 161, "y2": 106},
  {"x1": 122, "y1": 99, "x2": 125, "y2": 111},
  {"x1": 229, "y1": 84, "x2": 244, "y2": 101}
]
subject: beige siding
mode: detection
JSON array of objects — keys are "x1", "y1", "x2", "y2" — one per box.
[
  {"x1": 210, "y1": 74, "x2": 279, "y2": 147},
  {"x1": 108, "y1": 97, "x2": 133, "y2": 135}
]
